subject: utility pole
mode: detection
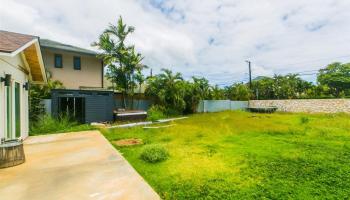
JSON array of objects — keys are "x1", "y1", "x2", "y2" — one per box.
[{"x1": 245, "y1": 60, "x2": 252, "y2": 89}]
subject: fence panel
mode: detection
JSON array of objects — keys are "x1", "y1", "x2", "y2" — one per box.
[
  {"x1": 115, "y1": 99, "x2": 152, "y2": 110},
  {"x1": 230, "y1": 101, "x2": 249, "y2": 110},
  {"x1": 197, "y1": 100, "x2": 248, "y2": 113}
]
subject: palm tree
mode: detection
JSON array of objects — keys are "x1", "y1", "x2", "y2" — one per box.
[
  {"x1": 93, "y1": 16, "x2": 144, "y2": 109},
  {"x1": 145, "y1": 69, "x2": 185, "y2": 114},
  {"x1": 134, "y1": 65, "x2": 148, "y2": 109}
]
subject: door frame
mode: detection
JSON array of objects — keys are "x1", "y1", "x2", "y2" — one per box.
[{"x1": 4, "y1": 80, "x2": 21, "y2": 140}]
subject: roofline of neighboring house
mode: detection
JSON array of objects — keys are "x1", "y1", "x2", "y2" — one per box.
[
  {"x1": 39, "y1": 39, "x2": 99, "y2": 57},
  {"x1": 40, "y1": 46, "x2": 99, "y2": 56}
]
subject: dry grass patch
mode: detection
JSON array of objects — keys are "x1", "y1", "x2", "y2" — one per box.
[{"x1": 113, "y1": 138, "x2": 143, "y2": 147}]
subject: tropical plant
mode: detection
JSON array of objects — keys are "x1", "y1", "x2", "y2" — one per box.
[
  {"x1": 30, "y1": 114, "x2": 93, "y2": 135},
  {"x1": 225, "y1": 83, "x2": 251, "y2": 100},
  {"x1": 93, "y1": 16, "x2": 145, "y2": 108},
  {"x1": 134, "y1": 67, "x2": 148, "y2": 109},
  {"x1": 210, "y1": 85, "x2": 226, "y2": 100},
  {"x1": 29, "y1": 78, "x2": 64, "y2": 122},
  {"x1": 145, "y1": 69, "x2": 186, "y2": 114},
  {"x1": 147, "y1": 105, "x2": 166, "y2": 121},
  {"x1": 317, "y1": 62, "x2": 350, "y2": 97},
  {"x1": 183, "y1": 77, "x2": 213, "y2": 113}
]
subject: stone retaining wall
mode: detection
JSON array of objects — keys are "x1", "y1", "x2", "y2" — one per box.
[{"x1": 249, "y1": 99, "x2": 350, "y2": 113}]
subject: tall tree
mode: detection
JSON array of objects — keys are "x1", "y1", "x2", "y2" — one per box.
[
  {"x1": 317, "y1": 62, "x2": 350, "y2": 97},
  {"x1": 93, "y1": 16, "x2": 144, "y2": 108}
]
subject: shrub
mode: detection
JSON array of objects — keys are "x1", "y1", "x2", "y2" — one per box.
[
  {"x1": 300, "y1": 116, "x2": 310, "y2": 124},
  {"x1": 147, "y1": 105, "x2": 166, "y2": 121},
  {"x1": 140, "y1": 144, "x2": 169, "y2": 163},
  {"x1": 30, "y1": 115, "x2": 93, "y2": 135}
]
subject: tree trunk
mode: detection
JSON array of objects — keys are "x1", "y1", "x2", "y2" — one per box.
[
  {"x1": 137, "y1": 83, "x2": 142, "y2": 110},
  {"x1": 123, "y1": 77, "x2": 127, "y2": 109}
]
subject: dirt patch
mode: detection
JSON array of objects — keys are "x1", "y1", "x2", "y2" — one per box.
[{"x1": 113, "y1": 138, "x2": 143, "y2": 147}]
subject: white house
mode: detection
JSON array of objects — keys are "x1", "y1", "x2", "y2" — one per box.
[{"x1": 0, "y1": 30, "x2": 47, "y2": 140}]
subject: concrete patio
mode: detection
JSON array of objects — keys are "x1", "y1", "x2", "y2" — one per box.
[{"x1": 0, "y1": 131, "x2": 160, "y2": 200}]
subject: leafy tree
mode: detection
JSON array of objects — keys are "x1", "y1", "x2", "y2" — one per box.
[
  {"x1": 145, "y1": 69, "x2": 186, "y2": 114},
  {"x1": 272, "y1": 74, "x2": 312, "y2": 99},
  {"x1": 250, "y1": 74, "x2": 313, "y2": 99},
  {"x1": 251, "y1": 77, "x2": 275, "y2": 100},
  {"x1": 93, "y1": 16, "x2": 145, "y2": 108},
  {"x1": 225, "y1": 83, "x2": 252, "y2": 101},
  {"x1": 317, "y1": 62, "x2": 350, "y2": 97},
  {"x1": 184, "y1": 77, "x2": 212, "y2": 113},
  {"x1": 29, "y1": 79, "x2": 64, "y2": 122},
  {"x1": 210, "y1": 85, "x2": 226, "y2": 100}
]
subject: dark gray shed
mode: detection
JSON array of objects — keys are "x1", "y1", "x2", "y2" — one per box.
[{"x1": 51, "y1": 89, "x2": 114, "y2": 123}]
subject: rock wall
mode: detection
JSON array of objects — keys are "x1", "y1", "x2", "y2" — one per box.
[{"x1": 249, "y1": 99, "x2": 350, "y2": 113}]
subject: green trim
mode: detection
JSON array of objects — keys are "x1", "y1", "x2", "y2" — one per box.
[
  {"x1": 15, "y1": 82, "x2": 21, "y2": 138},
  {"x1": 6, "y1": 85, "x2": 12, "y2": 139}
]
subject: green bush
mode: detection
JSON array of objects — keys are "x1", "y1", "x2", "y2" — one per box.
[
  {"x1": 140, "y1": 144, "x2": 169, "y2": 163},
  {"x1": 300, "y1": 116, "x2": 310, "y2": 124},
  {"x1": 30, "y1": 115, "x2": 93, "y2": 135},
  {"x1": 147, "y1": 105, "x2": 166, "y2": 121}
]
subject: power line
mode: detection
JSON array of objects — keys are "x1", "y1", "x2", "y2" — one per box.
[{"x1": 258, "y1": 54, "x2": 350, "y2": 68}]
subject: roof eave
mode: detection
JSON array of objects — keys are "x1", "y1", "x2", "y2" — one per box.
[{"x1": 40, "y1": 46, "x2": 98, "y2": 57}]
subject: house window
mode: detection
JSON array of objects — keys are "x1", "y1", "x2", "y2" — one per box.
[
  {"x1": 54, "y1": 54, "x2": 63, "y2": 68},
  {"x1": 73, "y1": 56, "x2": 81, "y2": 70}
]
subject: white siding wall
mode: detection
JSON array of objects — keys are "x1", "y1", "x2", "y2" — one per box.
[{"x1": 0, "y1": 54, "x2": 29, "y2": 139}]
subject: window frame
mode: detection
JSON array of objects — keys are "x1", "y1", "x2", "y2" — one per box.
[
  {"x1": 54, "y1": 54, "x2": 63, "y2": 68},
  {"x1": 73, "y1": 56, "x2": 81, "y2": 70}
]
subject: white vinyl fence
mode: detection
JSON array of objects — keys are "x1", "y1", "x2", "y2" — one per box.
[
  {"x1": 197, "y1": 100, "x2": 248, "y2": 113},
  {"x1": 41, "y1": 99, "x2": 52, "y2": 115}
]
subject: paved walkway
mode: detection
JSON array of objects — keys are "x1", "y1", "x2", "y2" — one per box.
[{"x1": 0, "y1": 131, "x2": 160, "y2": 200}]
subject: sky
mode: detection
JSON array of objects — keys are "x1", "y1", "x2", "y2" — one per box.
[{"x1": 1, "y1": 0, "x2": 350, "y2": 86}]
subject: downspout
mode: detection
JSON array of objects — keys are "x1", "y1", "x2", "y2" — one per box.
[{"x1": 101, "y1": 61, "x2": 104, "y2": 88}]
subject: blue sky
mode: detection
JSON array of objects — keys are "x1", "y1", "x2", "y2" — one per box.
[{"x1": 1, "y1": 0, "x2": 350, "y2": 86}]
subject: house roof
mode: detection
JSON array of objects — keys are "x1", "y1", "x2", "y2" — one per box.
[
  {"x1": 0, "y1": 30, "x2": 37, "y2": 53},
  {"x1": 0, "y1": 30, "x2": 47, "y2": 84},
  {"x1": 40, "y1": 39, "x2": 98, "y2": 56}
]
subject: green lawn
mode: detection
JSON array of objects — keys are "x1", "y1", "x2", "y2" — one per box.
[{"x1": 101, "y1": 111, "x2": 350, "y2": 199}]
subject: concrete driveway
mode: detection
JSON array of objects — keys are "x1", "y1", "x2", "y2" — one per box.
[{"x1": 0, "y1": 131, "x2": 160, "y2": 200}]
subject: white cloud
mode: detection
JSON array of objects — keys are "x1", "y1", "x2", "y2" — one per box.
[{"x1": 1, "y1": 0, "x2": 350, "y2": 85}]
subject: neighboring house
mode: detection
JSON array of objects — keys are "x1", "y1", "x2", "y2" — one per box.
[
  {"x1": 40, "y1": 39, "x2": 104, "y2": 89},
  {"x1": 0, "y1": 30, "x2": 47, "y2": 140}
]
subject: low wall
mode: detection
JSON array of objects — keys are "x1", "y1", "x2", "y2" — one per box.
[{"x1": 249, "y1": 99, "x2": 350, "y2": 113}]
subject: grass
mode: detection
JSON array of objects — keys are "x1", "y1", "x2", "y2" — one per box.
[
  {"x1": 30, "y1": 115, "x2": 95, "y2": 136},
  {"x1": 101, "y1": 111, "x2": 350, "y2": 199}
]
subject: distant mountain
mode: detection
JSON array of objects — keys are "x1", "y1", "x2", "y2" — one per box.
[{"x1": 253, "y1": 76, "x2": 271, "y2": 81}]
